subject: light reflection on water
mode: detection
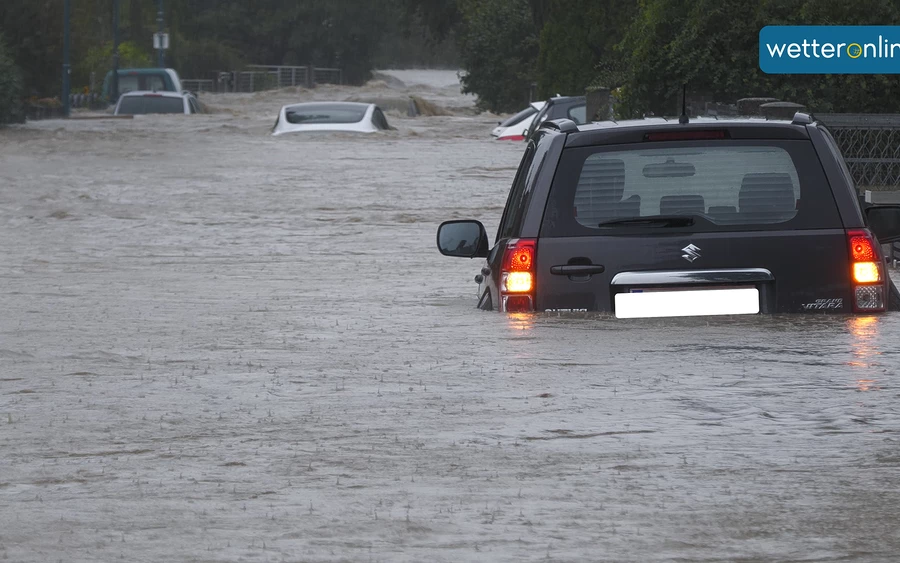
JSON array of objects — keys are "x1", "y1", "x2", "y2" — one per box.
[{"x1": 847, "y1": 315, "x2": 882, "y2": 390}]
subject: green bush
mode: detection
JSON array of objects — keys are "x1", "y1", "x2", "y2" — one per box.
[{"x1": 0, "y1": 34, "x2": 25, "y2": 124}]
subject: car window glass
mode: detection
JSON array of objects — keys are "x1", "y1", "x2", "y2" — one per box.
[
  {"x1": 570, "y1": 145, "x2": 799, "y2": 228},
  {"x1": 568, "y1": 104, "x2": 587, "y2": 124},
  {"x1": 141, "y1": 75, "x2": 167, "y2": 91},
  {"x1": 117, "y1": 96, "x2": 185, "y2": 114},
  {"x1": 499, "y1": 106, "x2": 537, "y2": 128},
  {"x1": 497, "y1": 144, "x2": 537, "y2": 241},
  {"x1": 285, "y1": 103, "x2": 367, "y2": 124},
  {"x1": 540, "y1": 138, "x2": 847, "y2": 237},
  {"x1": 373, "y1": 109, "x2": 389, "y2": 130},
  {"x1": 117, "y1": 76, "x2": 139, "y2": 94}
]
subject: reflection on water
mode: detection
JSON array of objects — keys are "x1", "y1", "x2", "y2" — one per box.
[
  {"x1": 506, "y1": 312, "x2": 535, "y2": 332},
  {"x1": 847, "y1": 315, "x2": 882, "y2": 390}
]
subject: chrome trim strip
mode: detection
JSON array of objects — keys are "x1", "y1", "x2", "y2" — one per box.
[{"x1": 610, "y1": 268, "x2": 774, "y2": 286}]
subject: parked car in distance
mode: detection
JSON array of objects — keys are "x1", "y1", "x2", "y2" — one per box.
[
  {"x1": 492, "y1": 101, "x2": 545, "y2": 141},
  {"x1": 272, "y1": 102, "x2": 393, "y2": 136},
  {"x1": 437, "y1": 113, "x2": 900, "y2": 316},
  {"x1": 102, "y1": 68, "x2": 183, "y2": 103},
  {"x1": 114, "y1": 90, "x2": 202, "y2": 115},
  {"x1": 524, "y1": 95, "x2": 587, "y2": 142}
]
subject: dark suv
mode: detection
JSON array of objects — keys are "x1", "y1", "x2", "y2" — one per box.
[{"x1": 437, "y1": 114, "x2": 900, "y2": 316}]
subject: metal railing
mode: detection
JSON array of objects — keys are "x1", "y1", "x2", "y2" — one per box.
[
  {"x1": 181, "y1": 79, "x2": 215, "y2": 93},
  {"x1": 818, "y1": 114, "x2": 900, "y2": 188},
  {"x1": 184, "y1": 65, "x2": 343, "y2": 94},
  {"x1": 313, "y1": 67, "x2": 342, "y2": 85}
]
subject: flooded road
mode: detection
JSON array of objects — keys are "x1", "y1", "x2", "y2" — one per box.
[{"x1": 1, "y1": 71, "x2": 899, "y2": 562}]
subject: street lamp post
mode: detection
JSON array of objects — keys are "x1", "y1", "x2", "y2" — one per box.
[
  {"x1": 112, "y1": 0, "x2": 120, "y2": 102},
  {"x1": 157, "y1": 0, "x2": 165, "y2": 68}
]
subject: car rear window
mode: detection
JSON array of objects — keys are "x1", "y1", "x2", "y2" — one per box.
[
  {"x1": 540, "y1": 140, "x2": 843, "y2": 236},
  {"x1": 285, "y1": 104, "x2": 366, "y2": 124},
  {"x1": 117, "y1": 95, "x2": 184, "y2": 114}
]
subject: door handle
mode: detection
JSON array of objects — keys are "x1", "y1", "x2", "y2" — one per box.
[{"x1": 550, "y1": 264, "x2": 605, "y2": 275}]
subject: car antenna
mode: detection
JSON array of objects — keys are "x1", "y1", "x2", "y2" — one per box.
[{"x1": 678, "y1": 84, "x2": 689, "y2": 124}]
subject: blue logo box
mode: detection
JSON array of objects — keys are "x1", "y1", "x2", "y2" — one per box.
[{"x1": 760, "y1": 26, "x2": 900, "y2": 74}]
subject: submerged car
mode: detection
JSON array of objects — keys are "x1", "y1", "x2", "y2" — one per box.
[
  {"x1": 492, "y1": 101, "x2": 545, "y2": 141},
  {"x1": 113, "y1": 90, "x2": 202, "y2": 115},
  {"x1": 271, "y1": 102, "x2": 392, "y2": 136},
  {"x1": 437, "y1": 113, "x2": 900, "y2": 316},
  {"x1": 524, "y1": 95, "x2": 587, "y2": 142}
]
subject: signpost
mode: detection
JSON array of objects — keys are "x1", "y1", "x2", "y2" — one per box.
[
  {"x1": 112, "y1": 0, "x2": 120, "y2": 102},
  {"x1": 156, "y1": 0, "x2": 165, "y2": 67},
  {"x1": 153, "y1": 33, "x2": 169, "y2": 50}
]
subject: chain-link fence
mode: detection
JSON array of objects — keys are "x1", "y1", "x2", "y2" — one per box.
[{"x1": 817, "y1": 114, "x2": 900, "y2": 189}]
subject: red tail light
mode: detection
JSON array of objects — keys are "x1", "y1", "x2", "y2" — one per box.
[
  {"x1": 496, "y1": 134, "x2": 526, "y2": 141},
  {"x1": 500, "y1": 238, "x2": 536, "y2": 312},
  {"x1": 847, "y1": 229, "x2": 885, "y2": 312}
]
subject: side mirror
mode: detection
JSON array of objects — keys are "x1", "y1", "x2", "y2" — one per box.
[
  {"x1": 437, "y1": 220, "x2": 489, "y2": 258},
  {"x1": 866, "y1": 205, "x2": 900, "y2": 244}
]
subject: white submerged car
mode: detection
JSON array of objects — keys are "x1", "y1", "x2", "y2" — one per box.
[
  {"x1": 491, "y1": 101, "x2": 545, "y2": 141},
  {"x1": 271, "y1": 102, "x2": 393, "y2": 136}
]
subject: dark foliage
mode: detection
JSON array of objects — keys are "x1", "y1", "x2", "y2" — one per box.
[{"x1": 0, "y1": 34, "x2": 25, "y2": 124}]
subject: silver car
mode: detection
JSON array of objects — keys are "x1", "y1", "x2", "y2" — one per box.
[{"x1": 114, "y1": 90, "x2": 202, "y2": 115}]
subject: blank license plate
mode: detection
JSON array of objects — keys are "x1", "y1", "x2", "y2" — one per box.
[{"x1": 614, "y1": 287, "x2": 760, "y2": 319}]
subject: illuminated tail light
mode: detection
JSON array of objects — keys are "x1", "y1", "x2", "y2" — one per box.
[
  {"x1": 847, "y1": 229, "x2": 885, "y2": 312},
  {"x1": 501, "y1": 238, "x2": 536, "y2": 312}
]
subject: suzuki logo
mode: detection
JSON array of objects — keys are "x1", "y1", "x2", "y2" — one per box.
[{"x1": 681, "y1": 243, "x2": 701, "y2": 263}]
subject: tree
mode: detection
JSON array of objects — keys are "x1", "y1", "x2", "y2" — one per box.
[
  {"x1": 536, "y1": 1, "x2": 637, "y2": 99},
  {"x1": 0, "y1": 34, "x2": 25, "y2": 124},
  {"x1": 0, "y1": 0, "x2": 63, "y2": 97},
  {"x1": 457, "y1": 0, "x2": 539, "y2": 113},
  {"x1": 615, "y1": 0, "x2": 900, "y2": 116}
]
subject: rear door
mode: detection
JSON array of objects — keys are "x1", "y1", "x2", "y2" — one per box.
[{"x1": 535, "y1": 138, "x2": 852, "y2": 314}]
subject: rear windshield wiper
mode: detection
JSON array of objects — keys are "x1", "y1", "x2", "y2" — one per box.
[{"x1": 598, "y1": 215, "x2": 697, "y2": 228}]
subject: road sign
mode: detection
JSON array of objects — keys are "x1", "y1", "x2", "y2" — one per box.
[{"x1": 153, "y1": 32, "x2": 169, "y2": 50}]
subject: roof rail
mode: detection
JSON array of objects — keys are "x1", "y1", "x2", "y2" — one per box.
[
  {"x1": 791, "y1": 111, "x2": 815, "y2": 125},
  {"x1": 540, "y1": 118, "x2": 578, "y2": 133}
]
